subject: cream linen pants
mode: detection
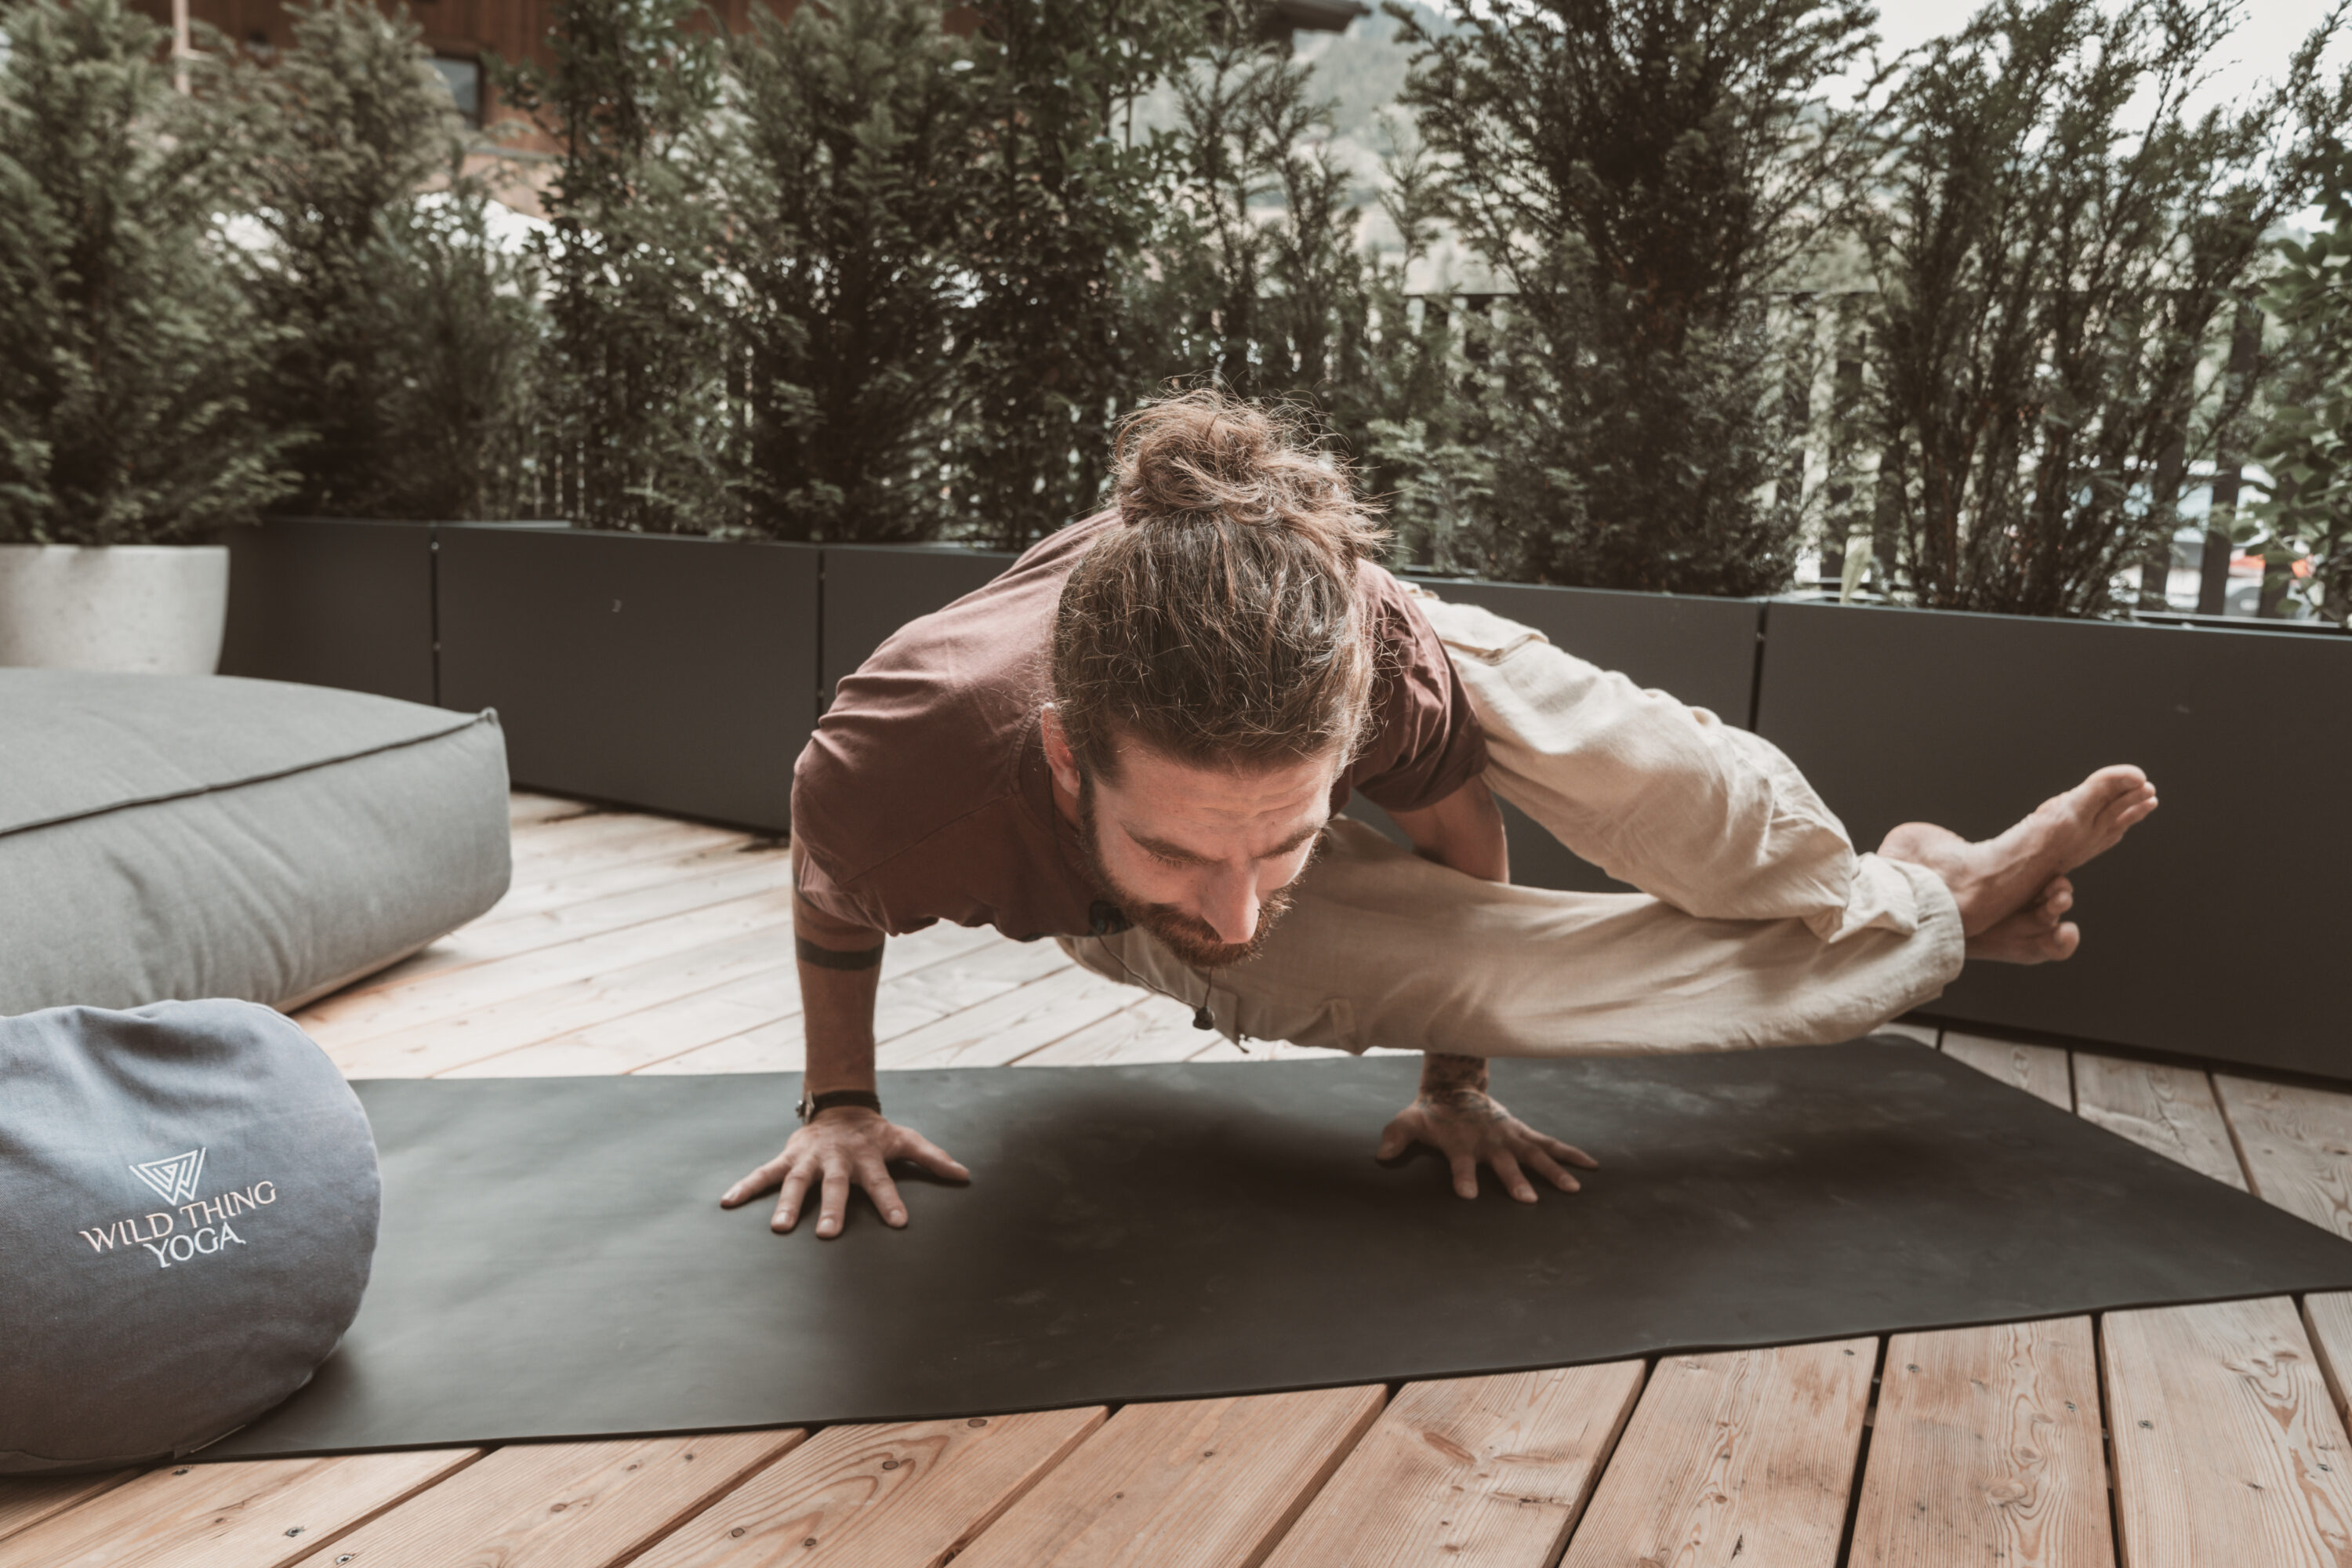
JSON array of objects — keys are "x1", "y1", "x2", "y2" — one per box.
[{"x1": 1060, "y1": 582, "x2": 1966, "y2": 1057}]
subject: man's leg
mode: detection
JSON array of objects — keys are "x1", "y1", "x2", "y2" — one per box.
[
  {"x1": 1406, "y1": 586, "x2": 1923, "y2": 940},
  {"x1": 1407, "y1": 585, "x2": 2154, "y2": 961},
  {"x1": 1062, "y1": 587, "x2": 2154, "y2": 1058},
  {"x1": 1064, "y1": 818, "x2": 1965, "y2": 1057}
]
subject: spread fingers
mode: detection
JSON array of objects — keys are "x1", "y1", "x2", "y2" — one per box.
[
  {"x1": 1489, "y1": 1150, "x2": 1539, "y2": 1203},
  {"x1": 772, "y1": 1162, "x2": 815, "y2": 1232}
]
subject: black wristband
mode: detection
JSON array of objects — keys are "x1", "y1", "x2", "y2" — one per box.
[
  {"x1": 797, "y1": 1088, "x2": 881, "y2": 1123},
  {"x1": 797, "y1": 936, "x2": 885, "y2": 971}
]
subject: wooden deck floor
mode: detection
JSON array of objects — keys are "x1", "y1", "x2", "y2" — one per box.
[{"x1": 11, "y1": 791, "x2": 2352, "y2": 1566}]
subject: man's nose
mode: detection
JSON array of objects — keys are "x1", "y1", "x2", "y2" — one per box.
[{"x1": 1198, "y1": 866, "x2": 1261, "y2": 944}]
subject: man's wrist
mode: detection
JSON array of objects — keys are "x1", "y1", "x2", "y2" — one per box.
[
  {"x1": 1420, "y1": 1051, "x2": 1490, "y2": 1096},
  {"x1": 1411, "y1": 1048, "x2": 1486, "y2": 1109},
  {"x1": 797, "y1": 1087, "x2": 882, "y2": 1123}
]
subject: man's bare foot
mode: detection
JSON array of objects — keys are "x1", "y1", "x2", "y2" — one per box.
[{"x1": 1878, "y1": 765, "x2": 2157, "y2": 958}]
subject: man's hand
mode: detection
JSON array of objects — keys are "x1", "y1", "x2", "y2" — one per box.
[
  {"x1": 1376, "y1": 1051, "x2": 1598, "y2": 1202},
  {"x1": 720, "y1": 1108, "x2": 970, "y2": 1237}
]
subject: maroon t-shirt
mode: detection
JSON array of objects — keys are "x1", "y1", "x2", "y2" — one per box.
[{"x1": 791, "y1": 512, "x2": 1488, "y2": 939}]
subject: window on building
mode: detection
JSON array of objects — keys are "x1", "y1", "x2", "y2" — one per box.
[{"x1": 431, "y1": 53, "x2": 481, "y2": 129}]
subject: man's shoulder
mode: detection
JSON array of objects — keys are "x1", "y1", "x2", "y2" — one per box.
[{"x1": 790, "y1": 514, "x2": 1114, "y2": 889}]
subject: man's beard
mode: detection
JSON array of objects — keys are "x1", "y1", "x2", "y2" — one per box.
[{"x1": 1076, "y1": 778, "x2": 1316, "y2": 970}]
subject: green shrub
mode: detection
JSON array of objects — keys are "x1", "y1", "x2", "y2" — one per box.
[
  {"x1": 0, "y1": 0, "x2": 293, "y2": 545},
  {"x1": 948, "y1": 0, "x2": 1202, "y2": 550},
  {"x1": 718, "y1": 0, "x2": 981, "y2": 542},
  {"x1": 224, "y1": 0, "x2": 472, "y2": 518},
  {"x1": 358, "y1": 183, "x2": 547, "y2": 521},
  {"x1": 1857, "y1": 0, "x2": 2347, "y2": 616},
  {"x1": 1388, "y1": 0, "x2": 1875, "y2": 595},
  {"x1": 2252, "y1": 147, "x2": 2352, "y2": 628},
  {"x1": 498, "y1": 0, "x2": 731, "y2": 534}
]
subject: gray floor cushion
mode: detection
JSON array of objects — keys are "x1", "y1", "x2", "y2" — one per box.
[
  {"x1": 0, "y1": 670, "x2": 510, "y2": 1014},
  {"x1": 0, "y1": 1000, "x2": 379, "y2": 1473}
]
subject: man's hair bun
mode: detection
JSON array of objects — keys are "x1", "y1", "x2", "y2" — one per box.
[
  {"x1": 1052, "y1": 388, "x2": 1390, "y2": 782},
  {"x1": 1111, "y1": 389, "x2": 1389, "y2": 567}
]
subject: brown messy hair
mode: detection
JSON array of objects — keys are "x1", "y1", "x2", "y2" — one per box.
[{"x1": 1051, "y1": 389, "x2": 1392, "y2": 781}]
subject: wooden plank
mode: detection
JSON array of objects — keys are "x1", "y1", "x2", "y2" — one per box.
[
  {"x1": 287, "y1": 1431, "x2": 801, "y2": 1568},
  {"x1": 1940, "y1": 1031, "x2": 2073, "y2": 1110},
  {"x1": 340, "y1": 850, "x2": 786, "y2": 998},
  {"x1": 877, "y1": 966, "x2": 1138, "y2": 1070},
  {"x1": 1559, "y1": 1338, "x2": 1875, "y2": 1568},
  {"x1": 630, "y1": 1408, "x2": 1104, "y2": 1568},
  {"x1": 506, "y1": 811, "x2": 737, "y2": 872},
  {"x1": 303, "y1": 887, "x2": 789, "y2": 1047},
  {"x1": 2074, "y1": 1054, "x2": 2247, "y2": 1189},
  {"x1": 2303, "y1": 1294, "x2": 2352, "y2": 1425},
  {"x1": 329, "y1": 907, "x2": 795, "y2": 1077},
  {"x1": 1848, "y1": 1318, "x2": 2111, "y2": 1568},
  {"x1": 869, "y1": 938, "x2": 1078, "y2": 1044},
  {"x1": 1261, "y1": 1365, "x2": 1644, "y2": 1568},
  {"x1": 1189, "y1": 1040, "x2": 1370, "y2": 1064},
  {"x1": 953, "y1": 1386, "x2": 1386, "y2": 1568},
  {"x1": 2214, "y1": 1075, "x2": 2352, "y2": 1239},
  {"x1": 445, "y1": 975, "x2": 797, "y2": 1077},
  {"x1": 462, "y1": 922, "x2": 1032, "y2": 1078},
  {"x1": 2103, "y1": 1296, "x2": 2352, "y2": 1568},
  {"x1": 467, "y1": 835, "x2": 769, "y2": 927},
  {"x1": 0, "y1": 1450, "x2": 481, "y2": 1568},
  {"x1": 0, "y1": 1472, "x2": 136, "y2": 1546},
  {"x1": 507, "y1": 789, "x2": 583, "y2": 826},
  {"x1": 1018, "y1": 996, "x2": 1215, "y2": 1067},
  {"x1": 632, "y1": 1015, "x2": 805, "y2": 1076}
]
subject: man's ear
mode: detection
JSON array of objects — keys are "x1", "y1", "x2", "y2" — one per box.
[{"x1": 1039, "y1": 704, "x2": 1084, "y2": 800}]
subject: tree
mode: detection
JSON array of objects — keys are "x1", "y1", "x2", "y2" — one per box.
[
  {"x1": 948, "y1": 0, "x2": 1202, "y2": 549},
  {"x1": 719, "y1": 0, "x2": 981, "y2": 541},
  {"x1": 0, "y1": 0, "x2": 293, "y2": 544},
  {"x1": 223, "y1": 0, "x2": 467, "y2": 517},
  {"x1": 358, "y1": 183, "x2": 548, "y2": 521},
  {"x1": 2252, "y1": 142, "x2": 2352, "y2": 627},
  {"x1": 1390, "y1": 0, "x2": 1876, "y2": 593},
  {"x1": 1127, "y1": 3, "x2": 1466, "y2": 550},
  {"x1": 1857, "y1": 0, "x2": 2347, "y2": 615},
  {"x1": 499, "y1": 0, "x2": 730, "y2": 533}
]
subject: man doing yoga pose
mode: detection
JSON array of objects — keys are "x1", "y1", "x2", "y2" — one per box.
[{"x1": 723, "y1": 390, "x2": 2159, "y2": 1239}]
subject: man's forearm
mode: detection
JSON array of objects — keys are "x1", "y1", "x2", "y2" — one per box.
[
  {"x1": 792, "y1": 844, "x2": 885, "y2": 1096},
  {"x1": 799, "y1": 953, "x2": 881, "y2": 1094},
  {"x1": 1396, "y1": 780, "x2": 1509, "y2": 1096}
]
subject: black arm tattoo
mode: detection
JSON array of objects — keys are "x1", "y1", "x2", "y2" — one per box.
[{"x1": 796, "y1": 935, "x2": 885, "y2": 971}]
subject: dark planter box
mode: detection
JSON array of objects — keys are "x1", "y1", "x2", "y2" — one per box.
[
  {"x1": 220, "y1": 518, "x2": 437, "y2": 706},
  {"x1": 821, "y1": 545, "x2": 1019, "y2": 705},
  {"x1": 1753, "y1": 600, "x2": 2352, "y2": 1078},
  {"x1": 1353, "y1": 580, "x2": 1765, "y2": 894},
  {"x1": 437, "y1": 526, "x2": 820, "y2": 832}
]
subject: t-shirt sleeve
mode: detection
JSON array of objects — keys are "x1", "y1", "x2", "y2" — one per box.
[
  {"x1": 790, "y1": 841, "x2": 905, "y2": 935},
  {"x1": 1347, "y1": 577, "x2": 1490, "y2": 813}
]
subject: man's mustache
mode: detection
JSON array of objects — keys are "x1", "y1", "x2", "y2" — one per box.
[{"x1": 1131, "y1": 881, "x2": 1298, "y2": 968}]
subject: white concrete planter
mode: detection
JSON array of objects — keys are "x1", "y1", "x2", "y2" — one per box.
[{"x1": 0, "y1": 543, "x2": 230, "y2": 674}]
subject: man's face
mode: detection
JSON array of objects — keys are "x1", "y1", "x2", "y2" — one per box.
[{"x1": 1048, "y1": 715, "x2": 1338, "y2": 968}]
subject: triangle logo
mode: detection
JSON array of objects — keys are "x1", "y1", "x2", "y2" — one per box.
[{"x1": 129, "y1": 1148, "x2": 206, "y2": 1206}]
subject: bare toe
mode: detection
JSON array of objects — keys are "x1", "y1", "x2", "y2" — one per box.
[{"x1": 1967, "y1": 904, "x2": 2083, "y2": 964}]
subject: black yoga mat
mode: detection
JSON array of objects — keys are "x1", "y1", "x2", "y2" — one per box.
[{"x1": 212, "y1": 1042, "x2": 2352, "y2": 1458}]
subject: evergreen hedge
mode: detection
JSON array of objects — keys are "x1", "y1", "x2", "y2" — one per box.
[{"x1": 0, "y1": 0, "x2": 2345, "y2": 623}]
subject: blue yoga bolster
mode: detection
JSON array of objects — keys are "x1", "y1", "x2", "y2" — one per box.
[{"x1": 0, "y1": 1000, "x2": 380, "y2": 1473}]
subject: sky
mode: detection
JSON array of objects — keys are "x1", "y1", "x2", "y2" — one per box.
[{"x1": 1865, "y1": 0, "x2": 2349, "y2": 112}]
